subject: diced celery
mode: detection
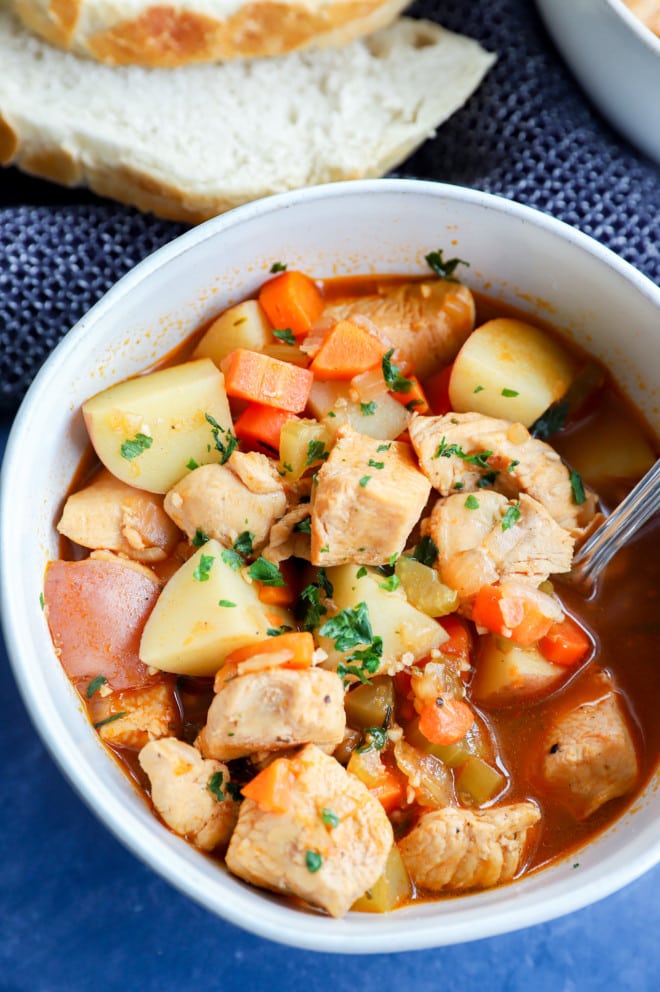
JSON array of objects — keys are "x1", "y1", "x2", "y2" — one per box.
[
  {"x1": 395, "y1": 556, "x2": 459, "y2": 617},
  {"x1": 456, "y1": 755, "x2": 507, "y2": 805},
  {"x1": 351, "y1": 845, "x2": 412, "y2": 913},
  {"x1": 344, "y1": 676, "x2": 394, "y2": 730}
]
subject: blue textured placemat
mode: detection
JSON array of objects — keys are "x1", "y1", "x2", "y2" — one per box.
[{"x1": 0, "y1": 0, "x2": 658, "y2": 411}]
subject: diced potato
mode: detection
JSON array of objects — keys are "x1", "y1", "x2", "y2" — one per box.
[
  {"x1": 395, "y1": 556, "x2": 459, "y2": 617},
  {"x1": 456, "y1": 755, "x2": 507, "y2": 805},
  {"x1": 345, "y1": 677, "x2": 394, "y2": 730},
  {"x1": 317, "y1": 565, "x2": 447, "y2": 673},
  {"x1": 139, "y1": 539, "x2": 293, "y2": 676},
  {"x1": 193, "y1": 300, "x2": 273, "y2": 365},
  {"x1": 278, "y1": 418, "x2": 333, "y2": 482},
  {"x1": 555, "y1": 401, "x2": 655, "y2": 487},
  {"x1": 449, "y1": 318, "x2": 575, "y2": 427},
  {"x1": 351, "y1": 845, "x2": 412, "y2": 913},
  {"x1": 83, "y1": 358, "x2": 233, "y2": 494},
  {"x1": 471, "y1": 634, "x2": 565, "y2": 707},
  {"x1": 307, "y1": 380, "x2": 410, "y2": 441}
]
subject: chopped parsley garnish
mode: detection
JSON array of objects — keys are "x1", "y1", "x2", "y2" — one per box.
[
  {"x1": 221, "y1": 548, "x2": 244, "y2": 571},
  {"x1": 186, "y1": 457, "x2": 199, "y2": 470},
  {"x1": 382, "y1": 349, "x2": 413, "y2": 394},
  {"x1": 218, "y1": 600, "x2": 236, "y2": 608},
  {"x1": 39, "y1": 592, "x2": 45, "y2": 610},
  {"x1": 412, "y1": 535, "x2": 438, "y2": 567},
  {"x1": 305, "y1": 440, "x2": 329, "y2": 467},
  {"x1": 317, "y1": 568, "x2": 333, "y2": 598},
  {"x1": 293, "y1": 515, "x2": 311, "y2": 534},
  {"x1": 530, "y1": 400, "x2": 569, "y2": 440},
  {"x1": 359, "y1": 475, "x2": 371, "y2": 488},
  {"x1": 319, "y1": 602, "x2": 374, "y2": 653},
  {"x1": 94, "y1": 712, "x2": 126, "y2": 730},
  {"x1": 501, "y1": 500, "x2": 522, "y2": 531},
  {"x1": 205, "y1": 413, "x2": 239, "y2": 464},
  {"x1": 570, "y1": 469, "x2": 586, "y2": 505},
  {"x1": 477, "y1": 471, "x2": 499, "y2": 489},
  {"x1": 270, "y1": 261, "x2": 287, "y2": 273},
  {"x1": 234, "y1": 531, "x2": 254, "y2": 557},
  {"x1": 389, "y1": 553, "x2": 399, "y2": 566},
  {"x1": 226, "y1": 782, "x2": 243, "y2": 802},
  {"x1": 433, "y1": 438, "x2": 494, "y2": 473},
  {"x1": 360, "y1": 401, "x2": 377, "y2": 416},
  {"x1": 501, "y1": 388, "x2": 519, "y2": 397},
  {"x1": 305, "y1": 851, "x2": 323, "y2": 873},
  {"x1": 508, "y1": 460, "x2": 520, "y2": 473},
  {"x1": 473, "y1": 385, "x2": 485, "y2": 394},
  {"x1": 454, "y1": 481, "x2": 464, "y2": 490},
  {"x1": 378, "y1": 574, "x2": 400, "y2": 592},
  {"x1": 320, "y1": 545, "x2": 329, "y2": 554},
  {"x1": 86, "y1": 675, "x2": 108, "y2": 699},
  {"x1": 248, "y1": 557, "x2": 285, "y2": 586},
  {"x1": 377, "y1": 443, "x2": 392, "y2": 453},
  {"x1": 464, "y1": 495, "x2": 480, "y2": 510},
  {"x1": 356, "y1": 725, "x2": 389, "y2": 753},
  {"x1": 327, "y1": 411, "x2": 337, "y2": 418},
  {"x1": 192, "y1": 527, "x2": 209, "y2": 548},
  {"x1": 193, "y1": 554, "x2": 215, "y2": 582},
  {"x1": 425, "y1": 249, "x2": 470, "y2": 283},
  {"x1": 356, "y1": 566, "x2": 368, "y2": 579},
  {"x1": 120, "y1": 433, "x2": 153, "y2": 460},
  {"x1": 301, "y1": 583, "x2": 327, "y2": 631},
  {"x1": 321, "y1": 808, "x2": 340, "y2": 829},
  {"x1": 368, "y1": 459, "x2": 385, "y2": 470},
  {"x1": 278, "y1": 461, "x2": 294, "y2": 476},
  {"x1": 267, "y1": 624, "x2": 294, "y2": 636},
  {"x1": 207, "y1": 771, "x2": 226, "y2": 802},
  {"x1": 273, "y1": 328, "x2": 296, "y2": 345}
]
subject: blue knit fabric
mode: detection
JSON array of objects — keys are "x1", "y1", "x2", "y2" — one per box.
[{"x1": 0, "y1": 0, "x2": 658, "y2": 410}]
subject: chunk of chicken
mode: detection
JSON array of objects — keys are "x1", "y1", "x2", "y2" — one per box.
[
  {"x1": 57, "y1": 469, "x2": 180, "y2": 562},
  {"x1": 262, "y1": 503, "x2": 311, "y2": 564},
  {"x1": 323, "y1": 279, "x2": 475, "y2": 379},
  {"x1": 164, "y1": 456, "x2": 286, "y2": 552},
  {"x1": 399, "y1": 802, "x2": 540, "y2": 892},
  {"x1": 409, "y1": 412, "x2": 598, "y2": 537},
  {"x1": 139, "y1": 738, "x2": 238, "y2": 851},
  {"x1": 425, "y1": 491, "x2": 573, "y2": 600},
  {"x1": 311, "y1": 428, "x2": 431, "y2": 566},
  {"x1": 199, "y1": 667, "x2": 345, "y2": 761},
  {"x1": 226, "y1": 744, "x2": 393, "y2": 917},
  {"x1": 89, "y1": 680, "x2": 180, "y2": 749},
  {"x1": 540, "y1": 673, "x2": 639, "y2": 819}
]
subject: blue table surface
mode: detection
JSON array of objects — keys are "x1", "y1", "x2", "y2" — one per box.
[{"x1": 1, "y1": 417, "x2": 659, "y2": 992}]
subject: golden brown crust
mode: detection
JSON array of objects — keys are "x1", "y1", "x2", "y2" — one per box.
[
  {"x1": 50, "y1": 0, "x2": 81, "y2": 35},
  {"x1": 21, "y1": 146, "x2": 83, "y2": 185},
  {"x1": 0, "y1": 114, "x2": 18, "y2": 166},
  {"x1": 14, "y1": 0, "x2": 75, "y2": 47}
]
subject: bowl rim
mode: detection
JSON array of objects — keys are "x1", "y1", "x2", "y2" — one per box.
[
  {"x1": 2, "y1": 178, "x2": 659, "y2": 953},
  {"x1": 605, "y1": 0, "x2": 660, "y2": 54}
]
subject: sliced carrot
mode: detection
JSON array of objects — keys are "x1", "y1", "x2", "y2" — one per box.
[
  {"x1": 309, "y1": 319, "x2": 387, "y2": 379},
  {"x1": 438, "y1": 614, "x2": 471, "y2": 671},
  {"x1": 233, "y1": 402, "x2": 296, "y2": 453},
  {"x1": 418, "y1": 696, "x2": 475, "y2": 746},
  {"x1": 258, "y1": 271, "x2": 324, "y2": 340},
  {"x1": 539, "y1": 616, "x2": 592, "y2": 667},
  {"x1": 224, "y1": 631, "x2": 315, "y2": 670},
  {"x1": 472, "y1": 585, "x2": 553, "y2": 646},
  {"x1": 223, "y1": 348, "x2": 313, "y2": 412},
  {"x1": 369, "y1": 765, "x2": 408, "y2": 813},
  {"x1": 241, "y1": 757, "x2": 295, "y2": 813},
  {"x1": 389, "y1": 375, "x2": 430, "y2": 415},
  {"x1": 257, "y1": 560, "x2": 298, "y2": 607},
  {"x1": 424, "y1": 365, "x2": 453, "y2": 415}
]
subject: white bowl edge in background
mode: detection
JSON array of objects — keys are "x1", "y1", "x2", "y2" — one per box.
[{"x1": 1, "y1": 179, "x2": 659, "y2": 953}]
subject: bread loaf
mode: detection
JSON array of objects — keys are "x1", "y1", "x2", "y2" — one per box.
[
  {"x1": 12, "y1": 0, "x2": 410, "y2": 66},
  {"x1": 0, "y1": 5, "x2": 495, "y2": 222}
]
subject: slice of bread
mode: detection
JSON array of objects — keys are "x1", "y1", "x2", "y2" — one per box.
[
  {"x1": 13, "y1": 0, "x2": 411, "y2": 66},
  {"x1": 0, "y1": 5, "x2": 495, "y2": 222}
]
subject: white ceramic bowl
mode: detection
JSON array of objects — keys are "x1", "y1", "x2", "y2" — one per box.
[
  {"x1": 536, "y1": 0, "x2": 660, "y2": 163},
  {"x1": 1, "y1": 180, "x2": 659, "y2": 953}
]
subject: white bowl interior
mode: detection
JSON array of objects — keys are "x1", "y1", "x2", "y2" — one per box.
[{"x1": 2, "y1": 180, "x2": 659, "y2": 952}]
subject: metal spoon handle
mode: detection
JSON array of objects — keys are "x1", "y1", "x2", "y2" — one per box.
[{"x1": 570, "y1": 459, "x2": 660, "y2": 590}]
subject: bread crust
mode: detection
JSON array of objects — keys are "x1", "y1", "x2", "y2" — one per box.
[{"x1": 13, "y1": 0, "x2": 410, "y2": 66}]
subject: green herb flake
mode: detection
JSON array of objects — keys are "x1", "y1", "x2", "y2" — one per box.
[
  {"x1": 273, "y1": 328, "x2": 296, "y2": 346},
  {"x1": 376, "y1": 443, "x2": 392, "y2": 453},
  {"x1": 221, "y1": 548, "x2": 244, "y2": 571},
  {"x1": 192, "y1": 528, "x2": 209, "y2": 548},
  {"x1": 270, "y1": 261, "x2": 287, "y2": 273},
  {"x1": 319, "y1": 602, "x2": 374, "y2": 653},
  {"x1": 359, "y1": 475, "x2": 371, "y2": 488},
  {"x1": 293, "y1": 515, "x2": 311, "y2": 534},
  {"x1": 570, "y1": 469, "x2": 587, "y2": 506},
  {"x1": 360, "y1": 401, "x2": 377, "y2": 416},
  {"x1": 501, "y1": 388, "x2": 519, "y2": 397},
  {"x1": 425, "y1": 249, "x2": 470, "y2": 283},
  {"x1": 573, "y1": 862, "x2": 580, "y2": 869},
  {"x1": 356, "y1": 566, "x2": 368, "y2": 579},
  {"x1": 378, "y1": 574, "x2": 400, "y2": 592},
  {"x1": 207, "y1": 771, "x2": 225, "y2": 802},
  {"x1": 473, "y1": 385, "x2": 485, "y2": 394},
  {"x1": 356, "y1": 725, "x2": 389, "y2": 753},
  {"x1": 530, "y1": 401, "x2": 569, "y2": 440},
  {"x1": 267, "y1": 624, "x2": 293, "y2": 637},
  {"x1": 508, "y1": 460, "x2": 520, "y2": 473},
  {"x1": 120, "y1": 433, "x2": 153, "y2": 461},
  {"x1": 477, "y1": 471, "x2": 499, "y2": 489},
  {"x1": 226, "y1": 782, "x2": 243, "y2": 801},
  {"x1": 454, "y1": 482, "x2": 464, "y2": 490},
  {"x1": 39, "y1": 592, "x2": 45, "y2": 610},
  {"x1": 305, "y1": 850, "x2": 323, "y2": 873},
  {"x1": 205, "y1": 412, "x2": 239, "y2": 465},
  {"x1": 368, "y1": 459, "x2": 385, "y2": 470},
  {"x1": 94, "y1": 711, "x2": 127, "y2": 730},
  {"x1": 234, "y1": 531, "x2": 254, "y2": 557},
  {"x1": 321, "y1": 808, "x2": 340, "y2": 829},
  {"x1": 218, "y1": 600, "x2": 237, "y2": 608},
  {"x1": 305, "y1": 440, "x2": 329, "y2": 467},
  {"x1": 382, "y1": 349, "x2": 413, "y2": 394},
  {"x1": 501, "y1": 500, "x2": 522, "y2": 531},
  {"x1": 186, "y1": 457, "x2": 199, "y2": 470},
  {"x1": 327, "y1": 411, "x2": 337, "y2": 418},
  {"x1": 465, "y1": 495, "x2": 480, "y2": 510},
  {"x1": 193, "y1": 554, "x2": 215, "y2": 582},
  {"x1": 86, "y1": 675, "x2": 108, "y2": 699},
  {"x1": 300, "y1": 584, "x2": 327, "y2": 631},
  {"x1": 248, "y1": 557, "x2": 285, "y2": 586},
  {"x1": 389, "y1": 553, "x2": 399, "y2": 566},
  {"x1": 412, "y1": 535, "x2": 438, "y2": 567},
  {"x1": 318, "y1": 568, "x2": 333, "y2": 598}
]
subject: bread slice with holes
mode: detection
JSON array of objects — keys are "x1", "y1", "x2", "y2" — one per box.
[
  {"x1": 12, "y1": 0, "x2": 411, "y2": 66},
  {"x1": 0, "y1": 5, "x2": 495, "y2": 222}
]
